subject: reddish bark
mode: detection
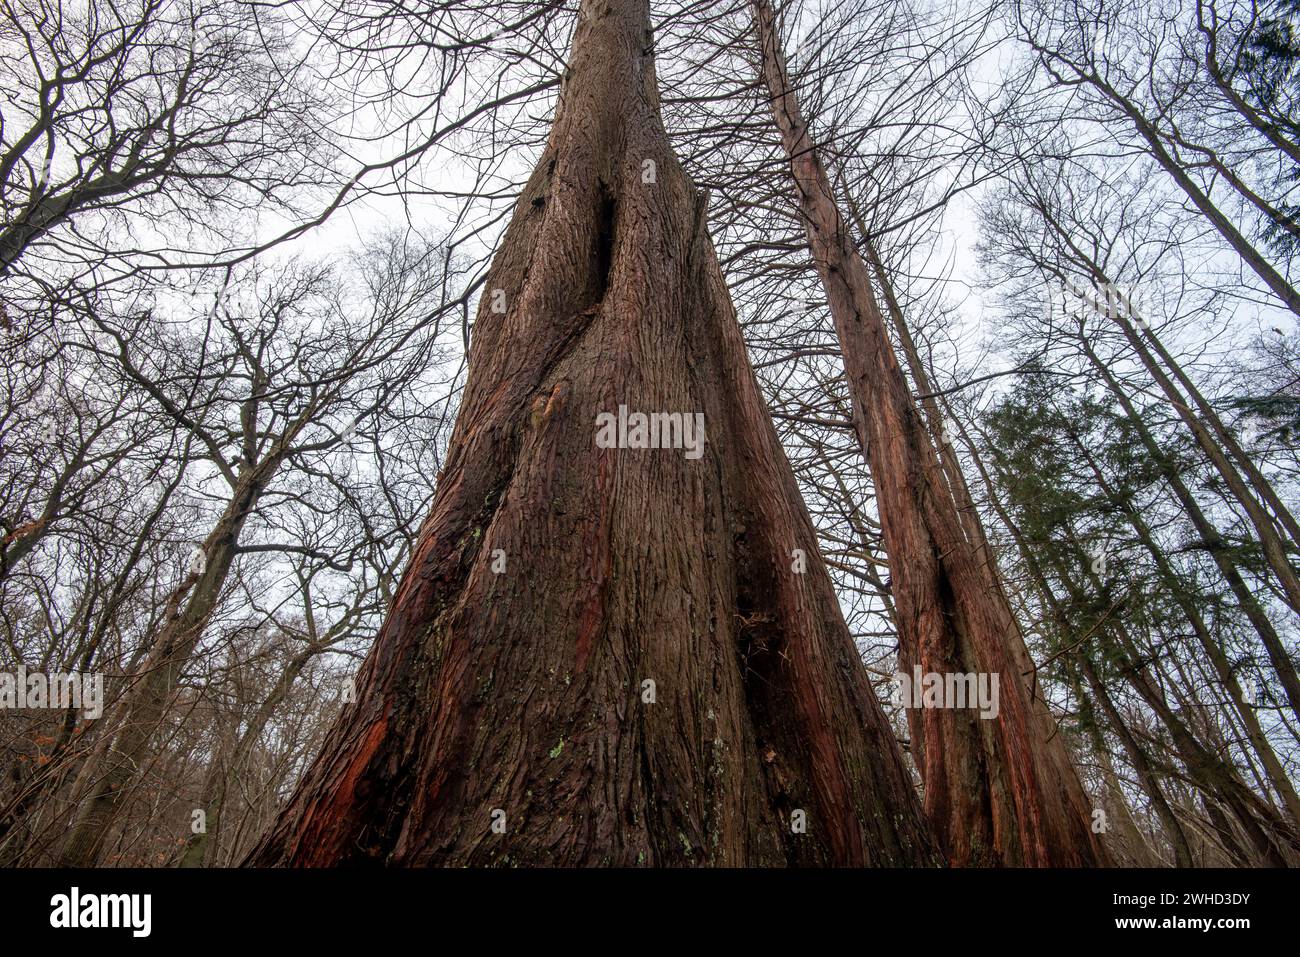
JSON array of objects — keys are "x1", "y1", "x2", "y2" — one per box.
[
  {"x1": 751, "y1": 0, "x2": 1109, "y2": 865},
  {"x1": 246, "y1": 0, "x2": 937, "y2": 867}
]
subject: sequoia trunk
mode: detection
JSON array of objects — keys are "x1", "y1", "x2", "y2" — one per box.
[
  {"x1": 246, "y1": 0, "x2": 937, "y2": 867},
  {"x1": 751, "y1": 0, "x2": 1108, "y2": 865}
]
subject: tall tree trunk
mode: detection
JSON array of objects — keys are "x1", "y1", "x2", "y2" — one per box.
[
  {"x1": 244, "y1": 0, "x2": 937, "y2": 868},
  {"x1": 1075, "y1": 335, "x2": 1300, "y2": 725},
  {"x1": 1055, "y1": 524, "x2": 1300, "y2": 867},
  {"x1": 1042, "y1": 59, "x2": 1300, "y2": 318},
  {"x1": 750, "y1": 0, "x2": 1107, "y2": 866},
  {"x1": 1038, "y1": 211, "x2": 1300, "y2": 619},
  {"x1": 1087, "y1": 724, "x2": 1164, "y2": 867},
  {"x1": 1063, "y1": 425, "x2": 1300, "y2": 828},
  {"x1": 58, "y1": 469, "x2": 272, "y2": 866},
  {"x1": 1135, "y1": 320, "x2": 1300, "y2": 549},
  {"x1": 1115, "y1": 644, "x2": 1296, "y2": 867},
  {"x1": 182, "y1": 647, "x2": 316, "y2": 867},
  {"x1": 955, "y1": 445, "x2": 1196, "y2": 866},
  {"x1": 1078, "y1": 657, "x2": 1196, "y2": 867},
  {"x1": 0, "y1": 449, "x2": 191, "y2": 865},
  {"x1": 980, "y1": 430, "x2": 1292, "y2": 866}
]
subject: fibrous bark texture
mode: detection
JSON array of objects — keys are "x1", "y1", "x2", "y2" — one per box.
[
  {"x1": 246, "y1": 0, "x2": 937, "y2": 867},
  {"x1": 751, "y1": 0, "x2": 1109, "y2": 866}
]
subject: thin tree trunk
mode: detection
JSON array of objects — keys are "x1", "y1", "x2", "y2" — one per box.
[
  {"x1": 1086, "y1": 715, "x2": 1165, "y2": 867},
  {"x1": 1041, "y1": 60, "x2": 1300, "y2": 318},
  {"x1": 1056, "y1": 530, "x2": 1299, "y2": 867},
  {"x1": 1075, "y1": 335, "x2": 1300, "y2": 724},
  {"x1": 751, "y1": 0, "x2": 1107, "y2": 866},
  {"x1": 1116, "y1": 645, "x2": 1295, "y2": 867},
  {"x1": 182, "y1": 647, "x2": 315, "y2": 867},
  {"x1": 1063, "y1": 425, "x2": 1300, "y2": 828},
  {"x1": 59, "y1": 470, "x2": 272, "y2": 866},
  {"x1": 960, "y1": 451, "x2": 1196, "y2": 866},
  {"x1": 1132, "y1": 320, "x2": 1300, "y2": 549},
  {"x1": 1197, "y1": 6, "x2": 1300, "y2": 167},
  {"x1": 1079, "y1": 657, "x2": 1196, "y2": 867},
  {"x1": 1039, "y1": 212, "x2": 1300, "y2": 619}
]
